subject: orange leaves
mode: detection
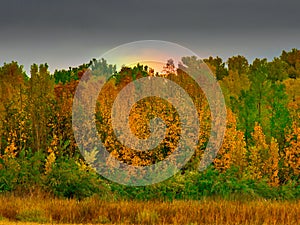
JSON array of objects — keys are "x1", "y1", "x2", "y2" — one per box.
[
  {"x1": 252, "y1": 122, "x2": 269, "y2": 150},
  {"x1": 94, "y1": 66, "x2": 211, "y2": 171},
  {"x1": 3, "y1": 130, "x2": 18, "y2": 159},
  {"x1": 248, "y1": 123, "x2": 280, "y2": 185},
  {"x1": 284, "y1": 122, "x2": 300, "y2": 177},
  {"x1": 4, "y1": 142, "x2": 18, "y2": 159},
  {"x1": 214, "y1": 109, "x2": 247, "y2": 172},
  {"x1": 248, "y1": 123, "x2": 269, "y2": 180},
  {"x1": 52, "y1": 79, "x2": 80, "y2": 155},
  {"x1": 45, "y1": 152, "x2": 56, "y2": 174},
  {"x1": 268, "y1": 138, "x2": 280, "y2": 186}
]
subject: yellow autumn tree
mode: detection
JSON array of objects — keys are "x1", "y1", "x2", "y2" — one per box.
[
  {"x1": 248, "y1": 123, "x2": 269, "y2": 180},
  {"x1": 267, "y1": 138, "x2": 280, "y2": 186},
  {"x1": 219, "y1": 70, "x2": 250, "y2": 101},
  {"x1": 248, "y1": 123, "x2": 280, "y2": 185},
  {"x1": 284, "y1": 122, "x2": 300, "y2": 178},
  {"x1": 95, "y1": 63, "x2": 212, "y2": 173},
  {"x1": 0, "y1": 62, "x2": 27, "y2": 154},
  {"x1": 214, "y1": 109, "x2": 247, "y2": 173}
]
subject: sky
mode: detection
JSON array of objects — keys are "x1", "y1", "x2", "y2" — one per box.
[{"x1": 1, "y1": 0, "x2": 300, "y2": 74}]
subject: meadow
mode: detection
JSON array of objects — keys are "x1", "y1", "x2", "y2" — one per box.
[{"x1": 0, "y1": 194, "x2": 299, "y2": 225}]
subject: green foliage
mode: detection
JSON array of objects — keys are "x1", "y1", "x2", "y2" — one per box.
[
  {"x1": 234, "y1": 58, "x2": 291, "y2": 147},
  {"x1": 0, "y1": 157, "x2": 20, "y2": 192},
  {"x1": 108, "y1": 166, "x2": 300, "y2": 201},
  {"x1": 204, "y1": 56, "x2": 228, "y2": 80},
  {"x1": 0, "y1": 151, "x2": 109, "y2": 200},
  {"x1": 280, "y1": 48, "x2": 300, "y2": 79},
  {"x1": 227, "y1": 55, "x2": 249, "y2": 75},
  {"x1": 45, "y1": 157, "x2": 108, "y2": 200},
  {"x1": 54, "y1": 63, "x2": 89, "y2": 84},
  {"x1": 268, "y1": 83, "x2": 291, "y2": 148},
  {"x1": 0, "y1": 149, "x2": 45, "y2": 193},
  {"x1": 268, "y1": 57, "x2": 289, "y2": 82},
  {"x1": 234, "y1": 90, "x2": 256, "y2": 143}
]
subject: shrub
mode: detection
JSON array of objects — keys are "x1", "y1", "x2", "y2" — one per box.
[
  {"x1": 0, "y1": 149, "x2": 45, "y2": 194},
  {"x1": 45, "y1": 156, "x2": 109, "y2": 200}
]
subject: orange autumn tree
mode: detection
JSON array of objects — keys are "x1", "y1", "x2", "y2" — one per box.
[
  {"x1": 0, "y1": 62, "x2": 28, "y2": 155},
  {"x1": 268, "y1": 138, "x2": 280, "y2": 186},
  {"x1": 94, "y1": 59, "x2": 213, "y2": 172},
  {"x1": 213, "y1": 109, "x2": 247, "y2": 173},
  {"x1": 95, "y1": 65, "x2": 182, "y2": 167},
  {"x1": 247, "y1": 123, "x2": 280, "y2": 186},
  {"x1": 53, "y1": 78, "x2": 81, "y2": 156},
  {"x1": 284, "y1": 122, "x2": 300, "y2": 179}
]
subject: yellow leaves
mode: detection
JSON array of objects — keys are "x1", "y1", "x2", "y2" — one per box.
[
  {"x1": 45, "y1": 152, "x2": 56, "y2": 174},
  {"x1": 252, "y1": 122, "x2": 269, "y2": 150},
  {"x1": 82, "y1": 148, "x2": 98, "y2": 165},
  {"x1": 76, "y1": 158, "x2": 96, "y2": 172},
  {"x1": 4, "y1": 142, "x2": 17, "y2": 158},
  {"x1": 214, "y1": 109, "x2": 247, "y2": 172},
  {"x1": 132, "y1": 155, "x2": 142, "y2": 166},
  {"x1": 268, "y1": 138, "x2": 280, "y2": 186},
  {"x1": 248, "y1": 123, "x2": 280, "y2": 185},
  {"x1": 284, "y1": 122, "x2": 300, "y2": 176},
  {"x1": 47, "y1": 135, "x2": 59, "y2": 154},
  {"x1": 93, "y1": 67, "x2": 215, "y2": 172},
  {"x1": 4, "y1": 130, "x2": 18, "y2": 158},
  {"x1": 248, "y1": 146, "x2": 263, "y2": 180},
  {"x1": 283, "y1": 78, "x2": 300, "y2": 104},
  {"x1": 245, "y1": 120, "x2": 298, "y2": 185},
  {"x1": 231, "y1": 131, "x2": 248, "y2": 170},
  {"x1": 98, "y1": 92, "x2": 182, "y2": 167},
  {"x1": 248, "y1": 123, "x2": 269, "y2": 180},
  {"x1": 219, "y1": 70, "x2": 250, "y2": 100}
]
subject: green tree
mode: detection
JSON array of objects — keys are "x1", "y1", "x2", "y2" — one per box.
[
  {"x1": 235, "y1": 89, "x2": 257, "y2": 144},
  {"x1": 204, "y1": 56, "x2": 228, "y2": 80},
  {"x1": 267, "y1": 57, "x2": 289, "y2": 82},
  {"x1": 227, "y1": 55, "x2": 249, "y2": 75},
  {"x1": 236, "y1": 59, "x2": 291, "y2": 148},
  {"x1": 234, "y1": 59, "x2": 269, "y2": 143},
  {"x1": 248, "y1": 58, "x2": 271, "y2": 123},
  {"x1": 280, "y1": 48, "x2": 300, "y2": 79},
  {"x1": 268, "y1": 83, "x2": 291, "y2": 149}
]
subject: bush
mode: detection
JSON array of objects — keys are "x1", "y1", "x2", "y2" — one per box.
[
  {"x1": 0, "y1": 149, "x2": 45, "y2": 194},
  {"x1": 1, "y1": 149, "x2": 300, "y2": 202},
  {"x1": 45, "y1": 156, "x2": 109, "y2": 200}
]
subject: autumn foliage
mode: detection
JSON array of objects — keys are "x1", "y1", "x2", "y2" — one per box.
[{"x1": 0, "y1": 49, "x2": 300, "y2": 201}]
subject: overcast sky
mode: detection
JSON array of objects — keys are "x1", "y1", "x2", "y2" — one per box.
[{"x1": 1, "y1": 0, "x2": 300, "y2": 74}]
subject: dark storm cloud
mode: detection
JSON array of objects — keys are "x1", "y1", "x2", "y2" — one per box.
[
  {"x1": 1, "y1": 0, "x2": 300, "y2": 31},
  {"x1": 0, "y1": 0, "x2": 300, "y2": 73}
]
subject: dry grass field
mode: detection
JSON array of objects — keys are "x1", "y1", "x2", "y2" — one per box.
[{"x1": 0, "y1": 194, "x2": 299, "y2": 225}]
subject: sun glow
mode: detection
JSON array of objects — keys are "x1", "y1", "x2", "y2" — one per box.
[{"x1": 102, "y1": 44, "x2": 185, "y2": 74}]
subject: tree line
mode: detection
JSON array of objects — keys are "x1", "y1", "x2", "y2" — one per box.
[{"x1": 0, "y1": 49, "x2": 299, "y2": 199}]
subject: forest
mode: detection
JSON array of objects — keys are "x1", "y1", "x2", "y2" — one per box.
[{"x1": 0, "y1": 48, "x2": 299, "y2": 225}]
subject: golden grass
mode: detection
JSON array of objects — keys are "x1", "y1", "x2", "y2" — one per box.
[
  {"x1": 0, "y1": 194, "x2": 299, "y2": 225},
  {"x1": 0, "y1": 222, "x2": 115, "y2": 225}
]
